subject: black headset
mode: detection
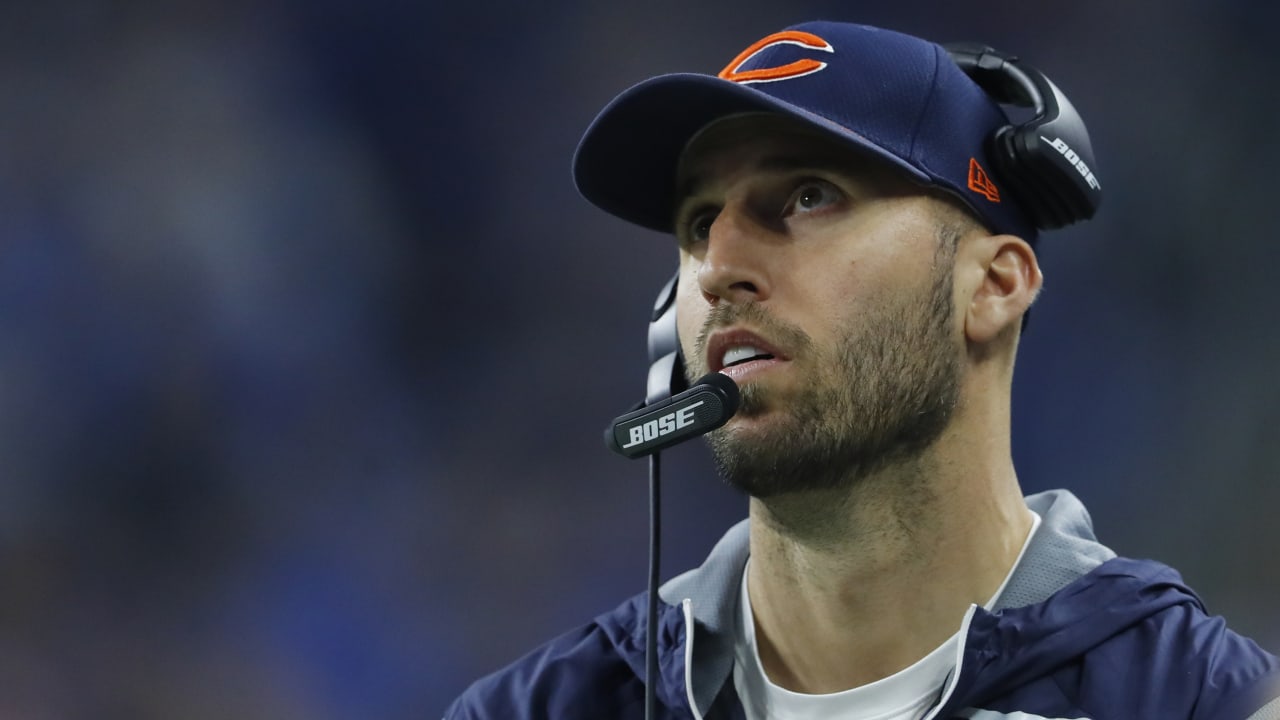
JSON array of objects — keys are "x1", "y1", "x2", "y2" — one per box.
[
  {"x1": 944, "y1": 43, "x2": 1101, "y2": 231},
  {"x1": 642, "y1": 43, "x2": 1102, "y2": 403}
]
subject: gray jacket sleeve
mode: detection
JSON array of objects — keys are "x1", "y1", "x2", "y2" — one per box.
[{"x1": 1247, "y1": 696, "x2": 1280, "y2": 720}]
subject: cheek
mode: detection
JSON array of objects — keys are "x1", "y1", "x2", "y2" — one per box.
[
  {"x1": 798, "y1": 263, "x2": 862, "y2": 340},
  {"x1": 675, "y1": 288, "x2": 705, "y2": 363}
]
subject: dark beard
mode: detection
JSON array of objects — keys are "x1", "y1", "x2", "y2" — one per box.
[{"x1": 690, "y1": 250, "x2": 961, "y2": 499}]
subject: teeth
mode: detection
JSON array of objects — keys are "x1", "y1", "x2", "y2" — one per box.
[{"x1": 723, "y1": 345, "x2": 767, "y2": 367}]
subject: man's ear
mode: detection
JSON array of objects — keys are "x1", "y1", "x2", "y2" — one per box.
[{"x1": 964, "y1": 235, "x2": 1042, "y2": 344}]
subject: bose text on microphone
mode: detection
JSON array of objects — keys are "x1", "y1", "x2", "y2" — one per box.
[{"x1": 606, "y1": 372, "x2": 740, "y2": 459}]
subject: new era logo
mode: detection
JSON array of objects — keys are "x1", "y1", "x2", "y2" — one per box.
[{"x1": 967, "y1": 158, "x2": 1000, "y2": 203}]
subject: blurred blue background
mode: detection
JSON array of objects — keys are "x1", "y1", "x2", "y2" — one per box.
[{"x1": 0, "y1": 0, "x2": 1276, "y2": 716}]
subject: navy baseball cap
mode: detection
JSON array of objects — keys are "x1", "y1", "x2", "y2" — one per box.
[{"x1": 573, "y1": 20, "x2": 1038, "y2": 242}]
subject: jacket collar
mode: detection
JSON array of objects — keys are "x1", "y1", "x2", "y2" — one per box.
[{"x1": 657, "y1": 489, "x2": 1117, "y2": 716}]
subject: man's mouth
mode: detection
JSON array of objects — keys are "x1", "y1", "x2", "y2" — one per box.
[{"x1": 706, "y1": 330, "x2": 788, "y2": 376}]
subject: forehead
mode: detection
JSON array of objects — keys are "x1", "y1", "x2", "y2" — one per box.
[{"x1": 674, "y1": 113, "x2": 920, "y2": 199}]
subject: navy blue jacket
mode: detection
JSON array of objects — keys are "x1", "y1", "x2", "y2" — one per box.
[{"x1": 447, "y1": 491, "x2": 1280, "y2": 719}]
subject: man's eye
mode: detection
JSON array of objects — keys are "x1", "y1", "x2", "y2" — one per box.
[
  {"x1": 784, "y1": 180, "x2": 843, "y2": 216},
  {"x1": 685, "y1": 210, "x2": 717, "y2": 243}
]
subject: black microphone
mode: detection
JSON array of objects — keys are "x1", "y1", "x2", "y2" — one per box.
[{"x1": 606, "y1": 372, "x2": 740, "y2": 458}]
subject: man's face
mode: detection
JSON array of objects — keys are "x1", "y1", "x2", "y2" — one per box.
[{"x1": 673, "y1": 114, "x2": 965, "y2": 497}]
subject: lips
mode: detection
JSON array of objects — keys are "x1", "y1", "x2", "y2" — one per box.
[{"x1": 706, "y1": 329, "x2": 789, "y2": 374}]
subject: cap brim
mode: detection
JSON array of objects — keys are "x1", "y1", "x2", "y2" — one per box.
[{"x1": 572, "y1": 73, "x2": 932, "y2": 234}]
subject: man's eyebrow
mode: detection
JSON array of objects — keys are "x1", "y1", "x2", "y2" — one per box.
[{"x1": 675, "y1": 155, "x2": 851, "y2": 204}]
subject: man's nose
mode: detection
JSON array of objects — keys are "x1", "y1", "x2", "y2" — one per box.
[{"x1": 695, "y1": 206, "x2": 773, "y2": 306}]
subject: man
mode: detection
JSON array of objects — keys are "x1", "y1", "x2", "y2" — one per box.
[{"x1": 446, "y1": 20, "x2": 1280, "y2": 719}]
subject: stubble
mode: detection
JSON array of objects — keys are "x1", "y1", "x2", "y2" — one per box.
[{"x1": 690, "y1": 238, "x2": 962, "y2": 501}]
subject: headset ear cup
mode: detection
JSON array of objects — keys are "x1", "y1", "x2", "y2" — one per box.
[
  {"x1": 1013, "y1": 120, "x2": 1100, "y2": 227},
  {"x1": 947, "y1": 44, "x2": 1101, "y2": 231},
  {"x1": 646, "y1": 352, "x2": 684, "y2": 405},
  {"x1": 645, "y1": 271, "x2": 686, "y2": 404}
]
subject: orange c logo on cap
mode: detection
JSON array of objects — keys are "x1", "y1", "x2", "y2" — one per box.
[{"x1": 718, "y1": 30, "x2": 834, "y2": 84}]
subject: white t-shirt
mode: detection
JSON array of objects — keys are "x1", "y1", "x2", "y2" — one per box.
[{"x1": 732, "y1": 511, "x2": 1042, "y2": 720}]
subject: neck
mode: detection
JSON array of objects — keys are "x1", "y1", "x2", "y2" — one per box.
[{"x1": 745, "y1": 422, "x2": 1033, "y2": 694}]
